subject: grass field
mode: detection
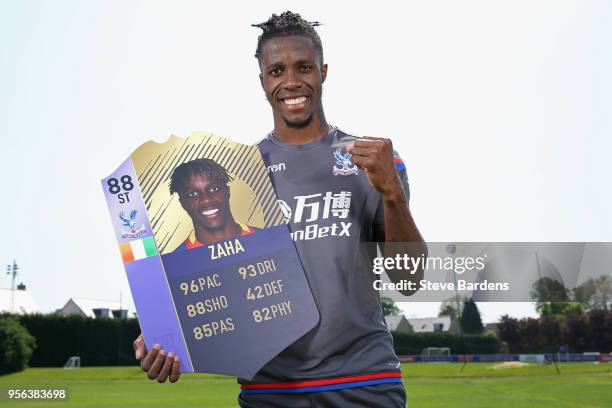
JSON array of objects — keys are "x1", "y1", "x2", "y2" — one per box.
[{"x1": 0, "y1": 363, "x2": 611, "y2": 407}]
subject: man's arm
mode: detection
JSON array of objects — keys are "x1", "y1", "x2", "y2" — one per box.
[{"x1": 347, "y1": 137, "x2": 427, "y2": 296}]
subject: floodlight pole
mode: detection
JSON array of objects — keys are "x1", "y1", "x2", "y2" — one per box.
[
  {"x1": 446, "y1": 244, "x2": 468, "y2": 372},
  {"x1": 6, "y1": 260, "x2": 19, "y2": 313}
]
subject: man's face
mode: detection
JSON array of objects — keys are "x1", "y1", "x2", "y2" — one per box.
[
  {"x1": 259, "y1": 35, "x2": 328, "y2": 128},
  {"x1": 178, "y1": 173, "x2": 230, "y2": 231}
]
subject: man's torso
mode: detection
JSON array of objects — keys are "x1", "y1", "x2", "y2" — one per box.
[{"x1": 244, "y1": 128, "x2": 407, "y2": 385}]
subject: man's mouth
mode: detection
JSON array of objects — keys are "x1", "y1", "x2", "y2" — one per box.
[
  {"x1": 281, "y1": 96, "x2": 308, "y2": 106},
  {"x1": 200, "y1": 208, "x2": 220, "y2": 217}
]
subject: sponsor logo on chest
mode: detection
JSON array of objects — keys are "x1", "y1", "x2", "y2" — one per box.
[{"x1": 278, "y1": 190, "x2": 353, "y2": 242}]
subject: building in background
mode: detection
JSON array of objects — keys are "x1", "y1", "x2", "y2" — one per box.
[
  {"x1": 385, "y1": 315, "x2": 414, "y2": 333},
  {"x1": 58, "y1": 297, "x2": 129, "y2": 319},
  {"x1": 406, "y1": 316, "x2": 459, "y2": 333},
  {"x1": 484, "y1": 322, "x2": 499, "y2": 335},
  {"x1": 0, "y1": 283, "x2": 39, "y2": 314}
]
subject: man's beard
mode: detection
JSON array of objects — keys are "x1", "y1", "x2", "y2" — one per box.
[{"x1": 283, "y1": 114, "x2": 313, "y2": 129}]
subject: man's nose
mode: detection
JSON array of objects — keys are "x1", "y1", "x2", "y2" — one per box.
[
  {"x1": 198, "y1": 192, "x2": 216, "y2": 205},
  {"x1": 283, "y1": 69, "x2": 302, "y2": 89}
]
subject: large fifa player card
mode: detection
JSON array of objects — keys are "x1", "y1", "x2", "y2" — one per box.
[{"x1": 101, "y1": 133, "x2": 319, "y2": 380}]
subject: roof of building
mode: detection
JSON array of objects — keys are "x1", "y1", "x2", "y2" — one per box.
[
  {"x1": 406, "y1": 316, "x2": 452, "y2": 332},
  {"x1": 385, "y1": 315, "x2": 409, "y2": 331},
  {"x1": 485, "y1": 322, "x2": 499, "y2": 333},
  {"x1": 60, "y1": 297, "x2": 125, "y2": 318},
  {"x1": 0, "y1": 288, "x2": 39, "y2": 314}
]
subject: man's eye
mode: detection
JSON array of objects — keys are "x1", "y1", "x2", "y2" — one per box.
[
  {"x1": 299, "y1": 65, "x2": 313, "y2": 72},
  {"x1": 209, "y1": 186, "x2": 220, "y2": 193},
  {"x1": 270, "y1": 68, "x2": 283, "y2": 76},
  {"x1": 187, "y1": 191, "x2": 199, "y2": 198}
]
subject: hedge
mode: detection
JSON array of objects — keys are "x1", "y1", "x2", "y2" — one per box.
[
  {"x1": 6, "y1": 314, "x2": 141, "y2": 367},
  {"x1": 391, "y1": 332, "x2": 500, "y2": 355},
  {"x1": 2, "y1": 313, "x2": 501, "y2": 367}
]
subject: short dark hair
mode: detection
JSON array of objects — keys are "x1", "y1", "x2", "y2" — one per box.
[
  {"x1": 253, "y1": 11, "x2": 323, "y2": 64},
  {"x1": 169, "y1": 158, "x2": 233, "y2": 195}
]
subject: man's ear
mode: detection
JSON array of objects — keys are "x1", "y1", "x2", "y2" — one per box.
[{"x1": 321, "y1": 63, "x2": 328, "y2": 83}]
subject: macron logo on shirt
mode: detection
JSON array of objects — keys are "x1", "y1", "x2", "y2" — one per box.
[{"x1": 267, "y1": 163, "x2": 286, "y2": 173}]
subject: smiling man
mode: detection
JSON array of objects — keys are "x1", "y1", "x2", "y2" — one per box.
[
  {"x1": 238, "y1": 11, "x2": 425, "y2": 407},
  {"x1": 169, "y1": 158, "x2": 255, "y2": 250},
  {"x1": 134, "y1": 11, "x2": 425, "y2": 408}
]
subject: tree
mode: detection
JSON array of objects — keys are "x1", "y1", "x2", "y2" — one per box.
[
  {"x1": 564, "y1": 313, "x2": 589, "y2": 352},
  {"x1": 496, "y1": 310, "x2": 612, "y2": 354},
  {"x1": 439, "y1": 304, "x2": 457, "y2": 319},
  {"x1": 531, "y1": 275, "x2": 612, "y2": 318},
  {"x1": 0, "y1": 316, "x2": 36, "y2": 375},
  {"x1": 530, "y1": 277, "x2": 584, "y2": 318},
  {"x1": 497, "y1": 315, "x2": 521, "y2": 353},
  {"x1": 539, "y1": 302, "x2": 584, "y2": 318},
  {"x1": 381, "y1": 297, "x2": 400, "y2": 316},
  {"x1": 531, "y1": 277, "x2": 570, "y2": 310},
  {"x1": 438, "y1": 294, "x2": 465, "y2": 321},
  {"x1": 460, "y1": 298, "x2": 484, "y2": 334},
  {"x1": 539, "y1": 315, "x2": 563, "y2": 351},
  {"x1": 573, "y1": 276, "x2": 611, "y2": 311},
  {"x1": 585, "y1": 309, "x2": 612, "y2": 352}
]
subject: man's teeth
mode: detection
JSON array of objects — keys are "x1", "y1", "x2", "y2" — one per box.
[
  {"x1": 283, "y1": 97, "x2": 307, "y2": 105},
  {"x1": 201, "y1": 209, "x2": 219, "y2": 216}
]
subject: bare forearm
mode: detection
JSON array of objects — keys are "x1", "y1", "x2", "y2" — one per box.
[
  {"x1": 380, "y1": 187, "x2": 427, "y2": 295},
  {"x1": 383, "y1": 190, "x2": 422, "y2": 243}
]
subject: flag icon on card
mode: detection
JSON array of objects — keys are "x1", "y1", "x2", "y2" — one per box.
[{"x1": 119, "y1": 236, "x2": 158, "y2": 264}]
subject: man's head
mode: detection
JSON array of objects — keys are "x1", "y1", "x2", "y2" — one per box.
[
  {"x1": 254, "y1": 11, "x2": 327, "y2": 129},
  {"x1": 254, "y1": 11, "x2": 324, "y2": 65},
  {"x1": 169, "y1": 159, "x2": 234, "y2": 231}
]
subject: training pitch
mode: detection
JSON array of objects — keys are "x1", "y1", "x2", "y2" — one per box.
[{"x1": 0, "y1": 363, "x2": 610, "y2": 407}]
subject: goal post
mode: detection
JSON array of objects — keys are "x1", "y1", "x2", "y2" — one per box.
[
  {"x1": 63, "y1": 356, "x2": 81, "y2": 369},
  {"x1": 422, "y1": 347, "x2": 451, "y2": 356}
]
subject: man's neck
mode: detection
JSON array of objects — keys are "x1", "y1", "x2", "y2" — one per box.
[
  {"x1": 194, "y1": 221, "x2": 241, "y2": 245},
  {"x1": 272, "y1": 113, "x2": 330, "y2": 145}
]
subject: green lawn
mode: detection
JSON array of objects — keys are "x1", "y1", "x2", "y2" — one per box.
[{"x1": 0, "y1": 363, "x2": 610, "y2": 407}]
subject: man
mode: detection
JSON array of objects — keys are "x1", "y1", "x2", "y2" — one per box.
[
  {"x1": 134, "y1": 11, "x2": 426, "y2": 407},
  {"x1": 169, "y1": 158, "x2": 255, "y2": 251}
]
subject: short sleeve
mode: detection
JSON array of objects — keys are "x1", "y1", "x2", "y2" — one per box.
[{"x1": 373, "y1": 151, "x2": 410, "y2": 225}]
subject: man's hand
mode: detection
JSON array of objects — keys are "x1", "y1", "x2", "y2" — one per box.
[
  {"x1": 347, "y1": 137, "x2": 404, "y2": 200},
  {"x1": 133, "y1": 333, "x2": 181, "y2": 383}
]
